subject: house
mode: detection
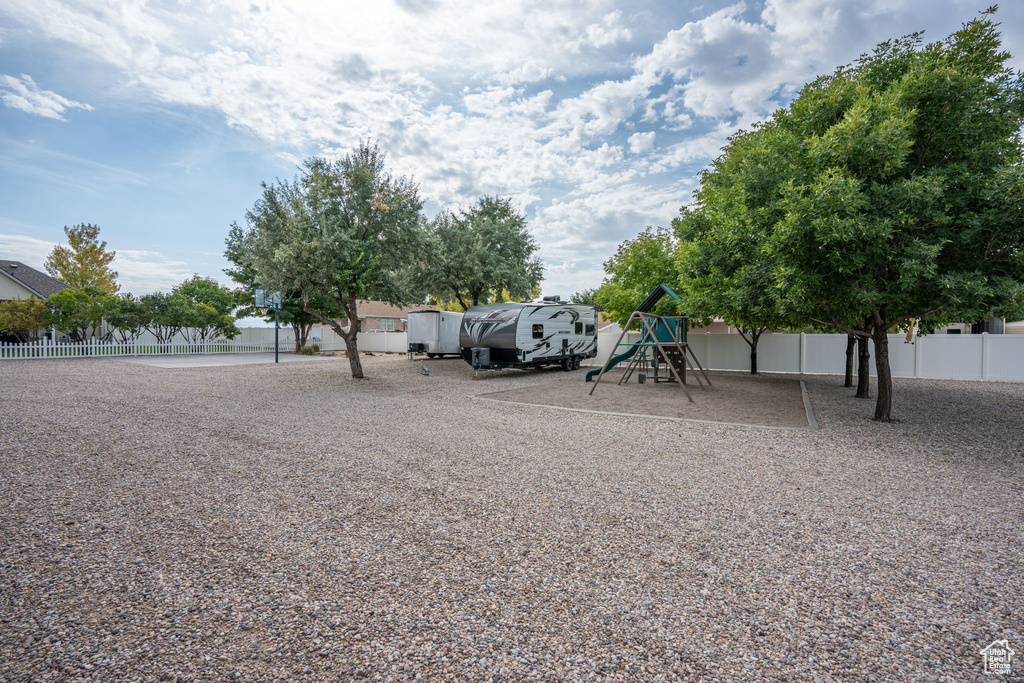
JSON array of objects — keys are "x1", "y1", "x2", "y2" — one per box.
[
  {"x1": 341, "y1": 300, "x2": 427, "y2": 332},
  {"x1": 0, "y1": 260, "x2": 70, "y2": 302}
]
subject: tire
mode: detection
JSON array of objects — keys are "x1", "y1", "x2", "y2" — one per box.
[
  {"x1": 572, "y1": 355, "x2": 581, "y2": 371},
  {"x1": 561, "y1": 356, "x2": 572, "y2": 372},
  {"x1": 427, "y1": 353, "x2": 437, "y2": 358}
]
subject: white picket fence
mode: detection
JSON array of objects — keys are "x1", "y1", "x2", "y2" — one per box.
[{"x1": 0, "y1": 338, "x2": 277, "y2": 359}]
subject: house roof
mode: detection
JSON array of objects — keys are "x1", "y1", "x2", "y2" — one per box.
[{"x1": 0, "y1": 260, "x2": 71, "y2": 299}]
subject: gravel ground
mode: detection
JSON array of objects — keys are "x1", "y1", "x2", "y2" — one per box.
[
  {"x1": 478, "y1": 369, "x2": 810, "y2": 429},
  {"x1": 0, "y1": 354, "x2": 1021, "y2": 682}
]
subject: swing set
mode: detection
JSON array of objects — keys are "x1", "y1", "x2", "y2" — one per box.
[{"x1": 585, "y1": 285, "x2": 711, "y2": 403}]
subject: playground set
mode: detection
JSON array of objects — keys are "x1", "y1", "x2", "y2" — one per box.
[{"x1": 586, "y1": 285, "x2": 711, "y2": 403}]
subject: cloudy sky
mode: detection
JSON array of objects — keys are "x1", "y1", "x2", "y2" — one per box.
[{"x1": 1, "y1": 0, "x2": 1022, "y2": 297}]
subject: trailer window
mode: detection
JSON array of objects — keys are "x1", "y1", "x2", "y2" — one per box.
[
  {"x1": 575, "y1": 322, "x2": 583, "y2": 335},
  {"x1": 585, "y1": 324, "x2": 595, "y2": 336},
  {"x1": 532, "y1": 324, "x2": 543, "y2": 339}
]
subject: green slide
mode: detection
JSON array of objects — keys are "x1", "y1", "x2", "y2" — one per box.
[{"x1": 585, "y1": 342, "x2": 642, "y2": 382}]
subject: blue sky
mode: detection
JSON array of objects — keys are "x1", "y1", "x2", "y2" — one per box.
[{"x1": 2, "y1": 0, "x2": 1022, "y2": 298}]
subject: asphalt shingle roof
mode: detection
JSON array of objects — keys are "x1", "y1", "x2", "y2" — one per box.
[{"x1": 0, "y1": 260, "x2": 71, "y2": 299}]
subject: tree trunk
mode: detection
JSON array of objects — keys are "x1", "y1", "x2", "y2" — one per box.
[
  {"x1": 299, "y1": 322, "x2": 312, "y2": 349},
  {"x1": 872, "y1": 328, "x2": 893, "y2": 421},
  {"x1": 293, "y1": 326, "x2": 301, "y2": 353},
  {"x1": 739, "y1": 328, "x2": 762, "y2": 375},
  {"x1": 303, "y1": 297, "x2": 364, "y2": 378},
  {"x1": 844, "y1": 335, "x2": 855, "y2": 387},
  {"x1": 856, "y1": 335, "x2": 871, "y2": 398},
  {"x1": 344, "y1": 329, "x2": 363, "y2": 378},
  {"x1": 343, "y1": 292, "x2": 364, "y2": 378}
]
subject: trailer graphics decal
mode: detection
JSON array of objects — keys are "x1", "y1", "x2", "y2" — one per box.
[{"x1": 463, "y1": 308, "x2": 518, "y2": 346}]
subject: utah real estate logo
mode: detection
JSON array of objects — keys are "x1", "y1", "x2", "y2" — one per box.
[{"x1": 980, "y1": 639, "x2": 1015, "y2": 675}]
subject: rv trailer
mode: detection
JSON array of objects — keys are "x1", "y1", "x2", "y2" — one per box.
[
  {"x1": 460, "y1": 300, "x2": 598, "y2": 372},
  {"x1": 407, "y1": 309, "x2": 465, "y2": 358}
]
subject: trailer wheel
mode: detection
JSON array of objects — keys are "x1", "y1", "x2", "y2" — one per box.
[
  {"x1": 571, "y1": 355, "x2": 581, "y2": 371},
  {"x1": 561, "y1": 356, "x2": 572, "y2": 372},
  {"x1": 427, "y1": 353, "x2": 437, "y2": 359}
]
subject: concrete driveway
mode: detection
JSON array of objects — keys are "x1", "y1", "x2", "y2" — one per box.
[{"x1": 113, "y1": 352, "x2": 339, "y2": 368}]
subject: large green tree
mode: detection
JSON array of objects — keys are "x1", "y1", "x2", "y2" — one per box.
[
  {"x1": 225, "y1": 224, "x2": 322, "y2": 352},
  {"x1": 595, "y1": 226, "x2": 680, "y2": 326},
  {"x1": 674, "y1": 124, "x2": 802, "y2": 374},
  {"x1": 104, "y1": 294, "x2": 149, "y2": 343},
  {"x1": 172, "y1": 275, "x2": 240, "y2": 343},
  {"x1": 45, "y1": 286, "x2": 116, "y2": 341},
  {"x1": 765, "y1": 12, "x2": 1024, "y2": 420},
  {"x1": 229, "y1": 142, "x2": 425, "y2": 378},
  {"x1": 139, "y1": 292, "x2": 190, "y2": 346},
  {"x1": 44, "y1": 224, "x2": 119, "y2": 293},
  {"x1": 0, "y1": 298, "x2": 47, "y2": 342},
  {"x1": 420, "y1": 197, "x2": 543, "y2": 309}
]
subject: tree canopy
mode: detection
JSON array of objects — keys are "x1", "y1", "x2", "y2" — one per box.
[
  {"x1": 228, "y1": 141, "x2": 425, "y2": 378},
  {"x1": 0, "y1": 298, "x2": 47, "y2": 342},
  {"x1": 172, "y1": 275, "x2": 239, "y2": 343},
  {"x1": 44, "y1": 286, "x2": 115, "y2": 341},
  {"x1": 674, "y1": 123, "x2": 802, "y2": 373},
  {"x1": 595, "y1": 226, "x2": 679, "y2": 326},
  {"x1": 44, "y1": 224, "x2": 119, "y2": 293},
  {"x1": 420, "y1": 196, "x2": 543, "y2": 309},
  {"x1": 225, "y1": 224, "x2": 322, "y2": 352}
]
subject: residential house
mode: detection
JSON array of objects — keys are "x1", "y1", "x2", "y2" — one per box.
[
  {"x1": 341, "y1": 300, "x2": 426, "y2": 332},
  {"x1": 0, "y1": 260, "x2": 70, "y2": 303}
]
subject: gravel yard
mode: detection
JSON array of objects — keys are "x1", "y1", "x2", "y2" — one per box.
[
  {"x1": 1, "y1": 354, "x2": 1021, "y2": 681},
  {"x1": 478, "y1": 369, "x2": 811, "y2": 429}
]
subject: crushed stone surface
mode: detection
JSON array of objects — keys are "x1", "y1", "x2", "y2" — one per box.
[
  {"x1": 479, "y1": 369, "x2": 809, "y2": 429},
  {"x1": 0, "y1": 354, "x2": 1021, "y2": 682}
]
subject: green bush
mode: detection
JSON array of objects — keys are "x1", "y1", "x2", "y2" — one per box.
[{"x1": 299, "y1": 343, "x2": 321, "y2": 355}]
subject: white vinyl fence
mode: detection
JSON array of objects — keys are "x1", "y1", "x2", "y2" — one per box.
[
  {"x1": 4, "y1": 328, "x2": 1023, "y2": 382},
  {"x1": 588, "y1": 332, "x2": 1024, "y2": 382}
]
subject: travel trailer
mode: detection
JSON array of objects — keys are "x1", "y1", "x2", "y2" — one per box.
[
  {"x1": 407, "y1": 309, "x2": 465, "y2": 358},
  {"x1": 460, "y1": 298, "x2": 598, "y2": 371}
]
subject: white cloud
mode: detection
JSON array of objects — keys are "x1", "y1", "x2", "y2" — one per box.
[
  {"x1": 628, "y1": 131, "x2": 656, "y2": 153},
  {"x1": 113, "y1": 250, "x2": 195, "y2": 294},
  {"x1": 2, "y1": 0, "x2": 1022, "y2": 295},
  {"x1": 0, "y1": 232, "x2": 56, "y2": 268},
  {"x1": 0, "y1": 232, "x2": 194, "y2": 294},
  {"x1": 0, "y1": 73, "x2": 93, "y2": 120}
]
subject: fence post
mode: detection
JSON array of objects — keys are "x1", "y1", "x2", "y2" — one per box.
[
  {"x1": 981, "y1": 332, "x2": 989, "y2": 381},
  {"x1": 799, "y1": 332, "x2": 806, "y2": 374},
  {"x1": 914, "y1": 334, "x2": 922, "y2": 378},
  {"x1": 705, "y1": 332, "x2": 711, "y2": 371}
]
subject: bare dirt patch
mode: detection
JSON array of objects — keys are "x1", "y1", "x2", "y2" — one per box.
[{"x1": 477, "y1": 369, "x2": 811, "y2": 429}]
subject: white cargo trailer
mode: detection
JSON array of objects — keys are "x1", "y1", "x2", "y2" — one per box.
[{"x1": 407, "y1": 309, "x2": 465, "y2": 358}]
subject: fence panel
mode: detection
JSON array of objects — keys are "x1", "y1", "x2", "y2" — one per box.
[
  {"x1": 988, "y1": 335, "x2": 1024, "y2": 381},
  {"x1": 756, "y1": 334, "x2": 801, "y2": 373},
  {"x1": 803, "y1": 334, "x2": 849, "y2": 374},
  {"x1": 917, "y1": 335, "x2": 984, "y2": 379}
]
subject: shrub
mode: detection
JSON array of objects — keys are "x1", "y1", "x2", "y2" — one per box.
[{"x1": 300, "y1": 343, "x2": 321, "y2": 355}]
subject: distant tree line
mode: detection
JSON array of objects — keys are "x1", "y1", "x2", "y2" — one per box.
[{"x1": 0, "y1": 224, "x2": 240, "y2": 346}]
